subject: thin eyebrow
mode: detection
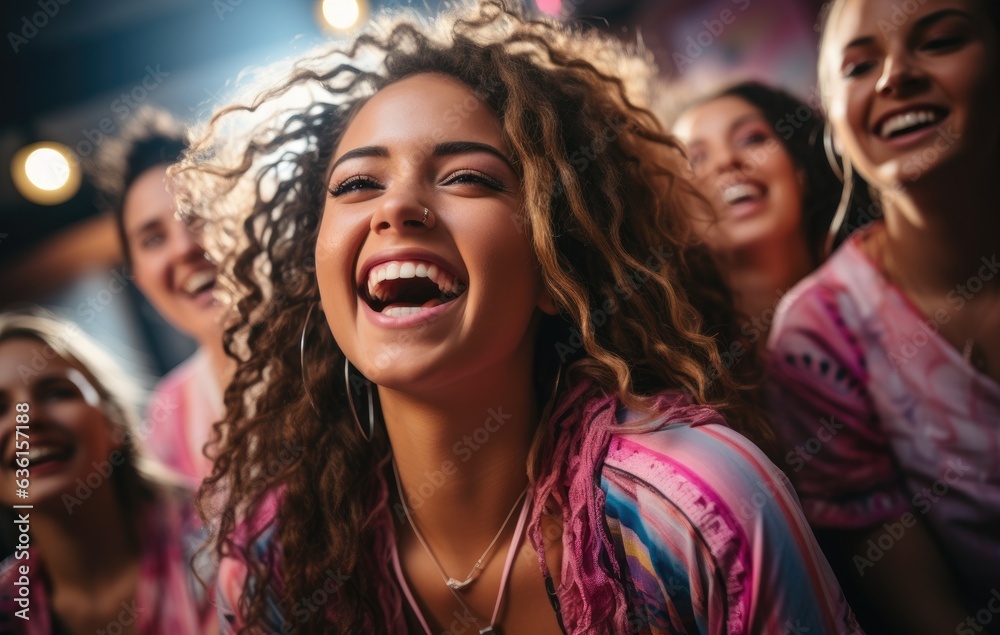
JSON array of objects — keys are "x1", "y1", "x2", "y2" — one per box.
[
  {"x1": 329, "y1": 141, "x2": 514, "y2": 175},
  {"x1": 913, "y1": 8, "x2": 974, "y2": 31},
  {"x1": 329, "y1": 146, "x2": 390, "y2": 173},
  {"x1": 432, "y1": 141, "x2": 514, "y2": 169},
  {"x1": 843, "y1": 35, "x2": 877, "y2": 54},
  {"x1": 728, "y1": 114, "x2": 766, "y2": 135},
  {"x1": 128, "y1": 218, "x2": 164, "y2": 239}
]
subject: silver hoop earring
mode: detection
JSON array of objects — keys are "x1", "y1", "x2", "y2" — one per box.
[
  {"x1": 300, "y1": 303, "x2": 377, "y2": 441},
  {"x1": 344, "y1": 358, "x2": 376, "y2": 442},
  {"x1": 300, "y1": 302, "x2": 321, "y2": 415},
  {"x1": 823, "y1": 120, "x2": 845, "y2": 182},
  {"x1": 825, "y1": 152, "x2": 855, "y2": 259}
]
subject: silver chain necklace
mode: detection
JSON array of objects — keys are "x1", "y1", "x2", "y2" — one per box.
[{"x1": 392, "y1": 459, "x2": 528, "y2": 591}]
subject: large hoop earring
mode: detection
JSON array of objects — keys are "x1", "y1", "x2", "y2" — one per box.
[
  {"x1": 300, "y1": 302, "x2": 377, "y2": 442},
  {"x1": 825, "y1": 151, "x2": 855, "y2": 258},
  {"x1": 344, "y1": 358, "x2": 376, "y2": 442},
  {"x1": 300, "y1": 302, "x2": 321, "y2": 416},
  {"x1": 823, "y1": 120, "x2": 844, "y2": 182}
]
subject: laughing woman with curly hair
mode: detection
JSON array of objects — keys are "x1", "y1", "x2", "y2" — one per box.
[{"x1": 171, "y1": 2, "x2": 861, "y2": 633}]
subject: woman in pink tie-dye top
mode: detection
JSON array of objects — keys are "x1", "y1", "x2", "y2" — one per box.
[
  {"x1": 0, "y1": 311, "x2": 217, "y2": 634},
  {"x1": 767, "y1": 0, "x2": 1000, "y2": 633}
]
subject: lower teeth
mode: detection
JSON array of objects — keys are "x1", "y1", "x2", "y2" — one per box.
[{"x1": 383, "y1": 306, "x2": 424, "y2": 317}]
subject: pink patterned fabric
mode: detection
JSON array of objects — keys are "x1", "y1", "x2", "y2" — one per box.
[
  {"x1": 216, "y1": 381, "x2": 859, "y2": 634},
  {"x1": 145, "y1": 350, "x2": 224, "y2": 486},
  {"x1": 766, "y1": 227, "x2": 1000, "y2": 606},
  {"x1": 0, "y1": 490, "x2": 218, "y2": 634}
]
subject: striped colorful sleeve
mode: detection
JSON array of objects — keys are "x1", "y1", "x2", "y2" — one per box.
[{"x1": 601, "y1": 422, "x2": 862, "y2": 635}]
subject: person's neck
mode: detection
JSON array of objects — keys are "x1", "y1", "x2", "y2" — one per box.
[
  {"x1": 880, "y1": 164, "x2": 1000, "y2": 296},
  {"x1": 380, "y1": 346, "x2": 542, "y2": 574},
  {"x1": 33, "y1": 482, "x2": 141, "y2": 593},
  {"x1": 725, "y1": 235, "x2": 815, "y2": 330}
]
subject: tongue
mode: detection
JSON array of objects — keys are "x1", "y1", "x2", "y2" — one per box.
[{"x1": 381, "y1": 297, "x2": 445, "y2": 313}]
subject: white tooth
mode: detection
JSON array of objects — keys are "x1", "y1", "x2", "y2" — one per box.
[
  {"x1": 377, "y1": 268, "x2": 386, "y2": 282},
  {"x1": 882, "y1": 110, "x2": 939, "y2": 138},
  {"x1": 386, "y1": 263, "x2": 400, "y2": 280},
  {"x1": 384, "y1": 306, "x2": 423, "y2": 318},
  {"x1": 182, "y1": 270, "x2": 216, "y2": 294},
  {"x1": 722, "y1": 183, "x2": 757, "y2": 205},
  {"x1": 400, "y1": 262, "x2": 416, "y2": 279},
  {"x1": 415, "y1": 263, "x2": 428, "y2": 278},
  {"x1": 427, "y1": 265, "x2": 439, "y2": 282}
]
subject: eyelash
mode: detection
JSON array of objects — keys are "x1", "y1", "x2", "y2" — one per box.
[
  {"x1": 921, "y1": 36, "x2": 964, "y2": 51},
  {"x1": 328, "y1": 169, "x2": 507, "y2": 197},
  {"x1": 140, "y1": 233, "x2": 165, "y2": 249},
  {"x1": 328, "y1": 174, "x2": 382, "y2": 197},
  {"x1": 739, "y1": 132, "x2": 768, "y2": 147},
  {"x1": 843, "y1": 60, "x2": 876, "y2": 79},
  {"x1": 441, "y1": 169, "x2": 507, "y2": 191}
]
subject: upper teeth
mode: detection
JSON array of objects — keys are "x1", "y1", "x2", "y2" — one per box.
[
  {"x1": 182, "y1": 270, "x2": 215, "y2": 295},
  {"x1": 722, "y1": 183, "x2": 761, "y2": 205},
  {"x1": 881, "y1": 110, "x2": 941, "y2": 138},
  {"x1": 27, "y1": 446, "x2": 68, "y2": 463},
  {"x1": 366, "y1": 260, "x2": 464, "y2": 301}
]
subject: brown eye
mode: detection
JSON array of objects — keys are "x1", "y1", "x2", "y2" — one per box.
[
  {"x1": 329, "y1": 175, "x2": 382, "y2": 197},
  {"x1": 442, "y1": 169, "x2": 506, "y2": 192},
  {"x1": 920, "y1": 35, "x2": 964, "y2": 51},
  {"x1": 843, "y1": 60, "x2": 877, "y2": 79}
]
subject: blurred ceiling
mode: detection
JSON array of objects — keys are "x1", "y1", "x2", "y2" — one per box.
[
  {"x1": 1, "y1": 0, "x2": 651, "y2": 265},
  {"x1": 1, "y1": 0, "x2": 821, "y2": 267}
]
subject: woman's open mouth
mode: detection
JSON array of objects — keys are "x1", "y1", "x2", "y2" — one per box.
[
  {"x1": 360, "y1": 259, "x2": 468, "y2": 317},
  {"x1": 6, "y1": 441, "x2": 75, "y2": 475}
]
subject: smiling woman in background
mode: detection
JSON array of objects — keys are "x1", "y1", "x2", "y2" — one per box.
[
  {"x1": 0, "y1": 310, "x2": 217, "y2": 634},
  {"x1": 92, "y1": 108, "x2": 231, "y2": 486},
  {"x1": 672, "y1": 82, "x2": 857, "y2": 354},
  {"x1": 766, "y1": 0, "x2": 1000, "y2": 633}
]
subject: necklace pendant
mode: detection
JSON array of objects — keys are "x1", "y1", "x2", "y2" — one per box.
[{"x1": 446, "y1": 577, "x2": 474, "y2": 591}]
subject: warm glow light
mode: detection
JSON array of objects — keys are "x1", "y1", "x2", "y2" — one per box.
[
  {"x1": 11, "y1": 142, "x2": 82, "y2": 206},
  {"x1": 25, "y1": 147, "x2": 70, "y2": 190},
  {"x1": 535, "y1": 0, "x2": 562, "y2": 15},
  {"x1": 321, "y1": 0, "x2": 361, "y2": 30}
]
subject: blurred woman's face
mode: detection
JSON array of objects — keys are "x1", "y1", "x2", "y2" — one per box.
[
  {"x1": 0, "y1": 338, "x2": 123, "y2": 511},
  {"x1": 673, "y1": 96, "x2": 806, "y2": 254},
  {"x1": 821, "y1": 0, "x2": 1000, "y2": 190},
  {"x1": 123, "y1": 165, "x2": 220, "y2": 345}
]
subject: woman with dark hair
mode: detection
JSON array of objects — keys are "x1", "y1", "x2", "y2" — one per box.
[
  {"x1": 0, "y1": 310, "x2": 217, "y2": 634},
  {"x1": 672, "y1": 82, "x2": 872, "y2": 350},
  {"x1": 172, "y1": 1, "x2": 860, "y2": 633},
  {"x1": 92, "y1": 108, "x2": 230, "y2": 485}
]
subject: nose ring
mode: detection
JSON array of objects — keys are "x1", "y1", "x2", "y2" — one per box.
[{"x1": 421, "y1": 208, "x2": 429, "y2": 225}]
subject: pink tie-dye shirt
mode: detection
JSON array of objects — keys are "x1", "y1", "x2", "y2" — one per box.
[
  {"x1": 766, "y1": 227, "x2": 1000, "y2": 609},
  {"x1": 213, "y1": 385, "x2": 861, "y2": 634},
  {"x1": 0, "y1": 490, "x2": 218, "y2": 634},
  {"x1": 145, "y1": 350, "x2": 223, "y2": 486}
]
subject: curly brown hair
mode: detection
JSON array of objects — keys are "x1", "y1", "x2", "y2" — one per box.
[{"x1": 172, "y1": 1, "x2": 769, "y2": 632}]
